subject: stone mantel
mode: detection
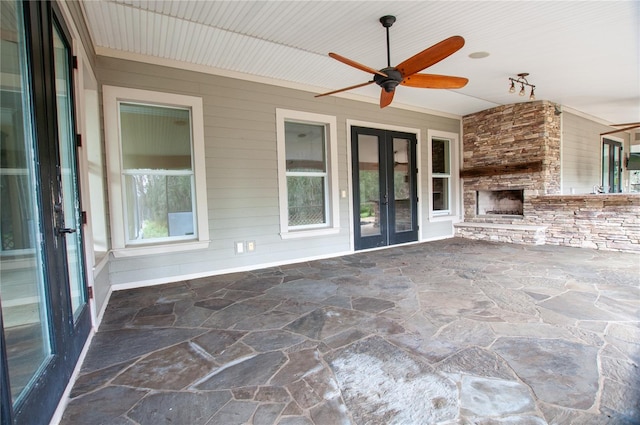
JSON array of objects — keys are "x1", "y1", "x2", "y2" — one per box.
[{"x1": 535, "y1": 193, "x2": 640, "y2": 201}]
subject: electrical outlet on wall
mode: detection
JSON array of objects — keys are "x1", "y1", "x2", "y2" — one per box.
[
  {"x1": 247, "y1": 241, "x2": 256, "y2": 252},
  {"x1": 235, "y1": 241, "x2": 244, "y2": 254}
]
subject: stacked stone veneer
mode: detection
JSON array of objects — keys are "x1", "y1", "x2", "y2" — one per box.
[
  {"x1": 456, "y1": 101, "x2": 640, "y2": 253},
  {"x1": 527, "y1": 194, "x2": 640, "y2": 252},
  {"x1": 461, "y1": 100, "x2": 561, "y2": 221}
]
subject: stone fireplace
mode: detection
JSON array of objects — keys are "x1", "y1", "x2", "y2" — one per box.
[
  {"x1": 455, "y1": 100, "x2": 560, "y2": 244},
  {"x1": 461, "y1": 101, "x2": 561, "y2": 222},
  {"x1": 454, "y1": 100, "x2": 639, "y2": 252}
]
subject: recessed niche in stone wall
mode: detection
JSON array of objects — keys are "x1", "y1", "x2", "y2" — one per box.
[{"x1": 476, "y1": 189, "x2": 524, "y2": 216}]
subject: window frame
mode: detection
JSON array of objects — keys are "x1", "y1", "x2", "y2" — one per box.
[
  {"x1": 276, "y1": 109, "x2": 339, "y2": 239},
  {"x1": 103, "y1": 86, "x2": 209, "y2": 257},
  {"x1": 428, "y1": 130, "x2": 459, "y2": 219}
]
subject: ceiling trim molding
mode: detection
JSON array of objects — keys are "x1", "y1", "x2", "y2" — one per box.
[
  {"x1": 559, "y1": 105, "x2": 618, "y2": 128},
  {"x1": 94, "y1": 46, "x2": 462, "y2": 120}
]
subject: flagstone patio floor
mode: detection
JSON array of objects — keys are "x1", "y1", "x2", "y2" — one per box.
[{"x1": 59, "y1": 238, "x2": 640, "y2": 424}]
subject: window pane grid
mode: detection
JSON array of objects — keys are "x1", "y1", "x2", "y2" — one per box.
[
  {"x1": 287, "y1": 176, "x2": 327, "y2": 227},
  {"x1": 284, "y1": 120, "x2": 329, "y2": 228},
  {"x1": 432, "y1": 138, "x2": 451, "y2": 213},
  {"x1": 118, "y1": 102, "x2": 197, "y2": 244}
]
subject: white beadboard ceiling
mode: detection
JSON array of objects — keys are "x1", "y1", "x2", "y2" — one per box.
[{"x1": 81, "y1": 1, "x2": 639, "y2": 125}]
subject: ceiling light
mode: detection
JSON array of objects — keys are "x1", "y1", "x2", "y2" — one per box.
[
  {"x1": 469, "y1": 51, "x2": 490, "y2": 59},
  {"x1": 508, "y1": 72, "x2": 536, "y2": 100}
]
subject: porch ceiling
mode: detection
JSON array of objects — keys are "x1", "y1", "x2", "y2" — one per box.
[{"x1": 80, "y1": 1, "x2": 639, "y2": 124}]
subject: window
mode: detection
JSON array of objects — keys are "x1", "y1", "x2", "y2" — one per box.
[
  {"x1": 431, "y1": 138, "x2": 451, "y2": 214},
  {"x1": 103, "y1": 86, "x2": 209, "y2": 256},
  {"x1": 276, "y1": 109, "x2": 339, "y2": 238}
]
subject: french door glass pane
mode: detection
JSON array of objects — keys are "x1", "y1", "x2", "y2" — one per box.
[
  {"x1": 613, "y1": 145, "x2": 621, "y2": 192},
  {"x1": 393, "y1": 138, "x2": 412, "y2": 232},
  {"x1": 602, "y1": 144, "x2": 610, "y2": 193},
  {"x1": 53, "y1": 23, "x2": 85, "y2": 319},
  {"x1": 0, "y1": 0, "x2": 52, "y2": 405},
  {"x1": 358, "y1": 135, "x2": 380, "y2": 237}
]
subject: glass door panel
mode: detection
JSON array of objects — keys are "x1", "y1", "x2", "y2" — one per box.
[
  {"x1": 602, "y1": 144, "x2": 610, "y2": 193},
  {"x1": 392, "y1": 138, "x2": 412, "y2": 233},
  {"x1": 602, "y1": 139, "x2": 622, "y2": 193},
  {"x1": 53, "y1": 22, "x2": 85, "y2": 319},
  {"x1": 357, "y1": 134, "x2": 382, "y2": 238},
  {"x1": 0, "y1": 0, "x2": 52, "y2": 406}
]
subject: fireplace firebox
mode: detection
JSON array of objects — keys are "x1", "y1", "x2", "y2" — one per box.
[{"x1": 476, "y1": 189, "x2": 524, "y2": 216}]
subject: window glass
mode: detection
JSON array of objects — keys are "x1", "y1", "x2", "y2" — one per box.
[
  {"x1": 432, "y1": 138, "x2": 451, "y2": 212},
  {"x1": 120, "y1": 103, "x2": 192, "y2": 170},
  {"x1": 285, "y1": 122, "x2": 326, "y2": 172},
  {"x1": 119, "y1": 103, "x2": 195, "y2": 243},
  {"x1": 284, "y1": 121, "x2": 328, "y2": 228},
  {"x1": 602, "y1": 139, "x2": 622, "y2": 193},
  {"x1": 432, "y1": 139, "x2": 450, "y2": 174},
  {"x1": 432, "y1": 177, "x2": 449, "y2": 211},
  {"x1": 0, "y1": 0, "x2": 51, "y2": 405}
]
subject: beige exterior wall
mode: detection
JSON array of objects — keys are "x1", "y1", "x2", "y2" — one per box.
[{"x1": 96, "y1": 56, "x2": 462, "y2": 287}]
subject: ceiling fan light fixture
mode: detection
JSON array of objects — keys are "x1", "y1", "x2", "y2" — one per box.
[{"x1": 468, "y1": 51, "x2": 490, "y2": 59}]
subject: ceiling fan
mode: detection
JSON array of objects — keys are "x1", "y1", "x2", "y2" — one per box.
[{"x1": 315, "y1": 15, "x2": 469, "y2": 108}]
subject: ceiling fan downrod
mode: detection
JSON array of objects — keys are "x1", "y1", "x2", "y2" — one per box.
[{"x1": 380, "y1": 15, "x2": 396, "y2": 67}]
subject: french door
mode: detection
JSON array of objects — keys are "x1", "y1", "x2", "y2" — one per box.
[
  {"x1": 602, "y1": 138, "x2": 622, "y2": 193},
  {"x1": 351, "y1": 126, "x2": 418, "y2": 250},
  {"x1": 0, "y1": 2, "x2": 91, "y2": 424}
]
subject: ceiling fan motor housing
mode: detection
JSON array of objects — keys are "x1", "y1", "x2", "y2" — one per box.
[{"x1": 374, "y1": 67, "x2": 403, "y2": 92}]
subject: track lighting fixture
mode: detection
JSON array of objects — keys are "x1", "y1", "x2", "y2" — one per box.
[{"x1": 508, "y1": 73, "x2": 536, "y2": 100}]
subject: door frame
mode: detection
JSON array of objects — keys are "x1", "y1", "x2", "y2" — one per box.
[
  {"x1": 602, "y1": 136, "x2": 623, "y2": 193},
  {"x1": 0, "y1": 2, "x2": 91, "y2": 423},
  {"x1": 346, "y1": 120, "x2": 422, "y2": 251}
]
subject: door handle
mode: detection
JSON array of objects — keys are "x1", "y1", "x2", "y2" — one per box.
[{"x1": 57, "y1": 227, "x2": 77, "y2": 235}]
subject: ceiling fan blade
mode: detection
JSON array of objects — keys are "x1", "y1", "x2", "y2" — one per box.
[
  {"x1": 380, "y1": 89, "x2": 395, "y2": 108},
  {"x1": 401, "y1": 73, "x2": 468, "y2": 89},
  {"x1": 315, "y1": 81, "x2": 374, "y2": 98},
  {"x1": 329, "y1": 53, "x2": 388, "y2": 77},
  {"x1": 397, "y1": 36, "x2": 465, "y2": 78}
]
